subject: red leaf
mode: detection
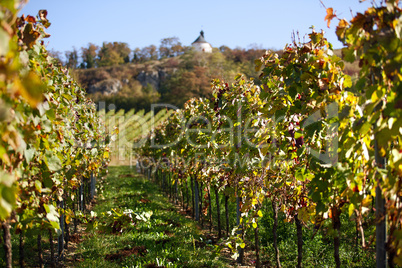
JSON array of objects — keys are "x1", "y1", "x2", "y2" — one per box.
[
  {"x1": 38, "y1": 10, "x2": 48, "y2": 21},
  {"x1": 25, "y1": 15, "x2": 36, "y2": 23}
]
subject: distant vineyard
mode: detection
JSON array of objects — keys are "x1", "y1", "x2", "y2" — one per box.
[{"x1": 103, "y1": 108, "x2": 173, "y2": 165}]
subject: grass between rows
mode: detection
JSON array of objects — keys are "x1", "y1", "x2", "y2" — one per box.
[{"x1": 71, "y1": 166, "x2": 230, "y2": 268}]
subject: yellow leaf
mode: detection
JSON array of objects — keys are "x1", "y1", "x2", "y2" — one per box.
[
  {"x1": 348, "y1": 203, "x2": 355, "y2": 217},
  {"x1": 380, "y1": 147, "x2": 386, "y2": 157},
  {"x1": 336, "y1": 19, "x2": 349, "y2": 39},
  {"x1": 371, "y1": 186, "x2": 376, "y2": 197},
  {"x1": 257, "y1": 210, "x2": 263, "y2": 217},
  {"x1": 18, "y1": 72, "x2": 45, "y2": 107},
  {"x1": 371, "y1": 87, "x2": 383, "y2": 103},
  {"x1": 362, "y1": 195, "x2": 372, "y2": 208},
  {"x1": 251, "y1": 198, "x2": 257, "y2": 206},
  {"x1": 395, "y1": 247, "x2": 402, "y2": 266},
  {"x1": 338, "y1": 19, "x2": 349, "y2": 28},
  {"x1": 397, "y1": 163, "x2": 402, "y2": 177},
  {"x1": 65, "y1": 214, "x2": 71, "y2": 225}
]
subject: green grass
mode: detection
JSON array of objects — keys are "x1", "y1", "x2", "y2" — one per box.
[{"x1": 72, "y1": 166, "x2": 229, "y2": 268}]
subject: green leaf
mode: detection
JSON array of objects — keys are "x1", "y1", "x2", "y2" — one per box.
[
  {"x1": 45, "y1": 153, "x2": 62, "y2": 172},
  {"x1": 0, "y1": 184, "x2": 16, "y2": 220},
  {"x1": 19, "y1": 50, "x2": 29, "y2": 66},
  {"x1": 0, "y1": 28, "x2": 10, "y2": 56},
  {"x1": 316, "y1": 201, "x2": 325, "y2": 213},
  {"x1": 44, "y1": 204, "x2": 60, "y2": 224},
  {"x1": 357, "y1": 121, "x2": 371, "y2": 136},
  {"x1": 341, "y1": 47, "x2": 355, "y2": 63},
  {"x1": 275, "y1": 109, "x2": 286, "y2": 122},
  {"x1": 49, "y1": 220, "x2": 60, "y2": 230},
  {"x1": 0, "y1": 0, "x2": 16, "y2": 11},
  {"x1": 43, "y1": 177, "x2": 53, "y2": 188},
  {"x1": 294, "y1": 131, "x2": 303, "y2": 139},
  {"x1": 288, "y1": 86, "x2": 297, "y2": 99},
  {"x1": 24, "y1": 148, "x2": 36, "y2": 163},
  {"x1": 37, "y1": 101, "x2": 50, "y2": 116},
  {"x1": 34, "y1": 180, "x2": 42, "y2": 193},
  {"x1": 0, "y1": 171, "x2": 15, "y2": 188},
  {"x1": 1, "y1": 186, "x2": 16, "y2": 206},
  {"x1": 45, "y1": 108, "x2": 56, "y2": 121}
]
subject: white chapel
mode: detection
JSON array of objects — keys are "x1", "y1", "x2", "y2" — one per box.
[{"x1": 191, "y1": 30, "x2": 213, "y2": 53}]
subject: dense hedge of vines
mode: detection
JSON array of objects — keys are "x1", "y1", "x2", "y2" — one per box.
[
  {"x1": 1, "y1": 1, "x2": 111, "y2": 266},
  {"x1": 138, "y1": 1, "x2": 402, "y2": 267}
]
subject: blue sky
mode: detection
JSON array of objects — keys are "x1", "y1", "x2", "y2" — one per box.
[{"x1": 20, "y1": 0, "x2": 373, "y2": 53}]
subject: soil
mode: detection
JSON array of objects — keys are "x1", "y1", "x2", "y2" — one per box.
[{"x1": 104, "y1": 245, "x2": 147, "y2": 262}]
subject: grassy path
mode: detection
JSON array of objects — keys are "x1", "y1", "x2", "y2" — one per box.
[{"x1": 69, "y1": 166, "x2": 230, "y2": 268}]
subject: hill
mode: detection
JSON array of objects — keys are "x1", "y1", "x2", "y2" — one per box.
[
  {"x1": 71, "y1": 47, "x2": 359, "y2": 112},
  {"x1": 70, "y1": 46, "x2": 270, "y2": 111}
]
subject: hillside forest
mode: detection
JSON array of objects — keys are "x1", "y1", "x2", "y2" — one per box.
[{"x1": 54, "y1": 38, "x2": 359, "y2": 111}]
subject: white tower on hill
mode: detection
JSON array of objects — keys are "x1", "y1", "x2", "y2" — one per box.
[{"x1": 191, "y1": 30, "x2": 213, "y2": 53}]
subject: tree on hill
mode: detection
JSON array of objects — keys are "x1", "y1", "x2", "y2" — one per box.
[
  {"x1": 159, "y1": 37, "x2": 185, "y2": 58},
  {"x1": 81, "y1": 43, "x2": 99, "y2": 69},
  {"x1": 98, "y1": 42, "x2": 131, "y2": 66},
  {"x1": 133, "y1": 45, "x2": 158, "y2": 63},
  {"x1": 161, "y1": 65, "x2": 211, "y2": 107},
  {"x1": 65, "y1": 47, "x2": 79, "y2": 69}
]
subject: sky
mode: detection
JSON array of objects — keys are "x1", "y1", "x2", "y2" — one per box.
[{"x1": 20, "y1": 0, "x2": 374, "y2": 54}]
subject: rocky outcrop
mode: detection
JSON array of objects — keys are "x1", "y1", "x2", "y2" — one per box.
[
  {"x1": 78, "y1": 61, "x2": 174, "y2": 95},
  {"x1": 87, "y1": 78, "x2": 122, "y2": 95},
  {"x1": 136, "y1": 69, "x2": 167, "y2": 92}
]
